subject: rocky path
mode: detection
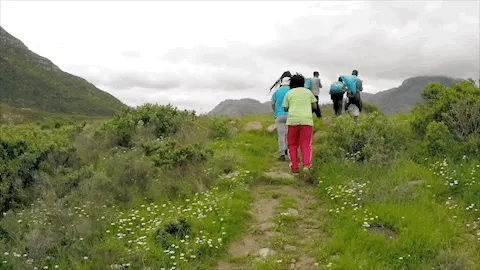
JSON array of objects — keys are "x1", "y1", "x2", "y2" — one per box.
[{"x1": 216, "y1": 161, "x2": 325, "y2": 270}]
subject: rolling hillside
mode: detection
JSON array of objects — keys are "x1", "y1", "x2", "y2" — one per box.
[
  {"x1": 362, "y1": 76, "x2": 463, "y2": 114},
  {"x1": 208, "y1": 98, "x2": 272, "y2": 116},
  {"x1": 0, "y1": 26, "x2": 127, "y2": 116}
]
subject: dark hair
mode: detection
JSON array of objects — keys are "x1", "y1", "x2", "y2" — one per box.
[
  {"x1": 352, "y1": 70, "x2": 358, "y2": 76},
  {"x1": 268, "y1": 71, "x2": 292, "y2": 93},
  {"x1": 290, "y1": 74, "x2": 305, "y2": 89},
  {"x1": 338, "y1": 77, "x2": 343, "y2": 82},
  {"x1": 313, "y1": 71, "x2": 319, "y2": 76}
]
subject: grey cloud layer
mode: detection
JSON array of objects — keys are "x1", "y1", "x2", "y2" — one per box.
[
  {"x1": 67, "y1": 65, "x2": 182, "y2": 90},
  {"x1": 260, "y1": 1, "x2": 479, "y2": 81},
  {"x1": 157, "y1": 1, "x2": 479, "y2": 91},
  {"x1": 68, "y1": 1, "x2": 479, "y2": 110}
]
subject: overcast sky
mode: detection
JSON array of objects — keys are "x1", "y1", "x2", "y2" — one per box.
[{"x1": 1, "y1": 1, "x2": 479, "y2": 113}]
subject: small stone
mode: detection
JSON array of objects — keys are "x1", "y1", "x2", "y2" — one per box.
[
  {"x1": 264, "y1": 171, "x2": 294, "y2": 180},
  {"x1": 286, "y1": 208, "x2": 299, "y2": 216},
  {"x1": 266, "y1": 124, "x2": 277, "y2": 133},
  {"x1": 284, "y1": 245, "x2": 297, "y2": 251},
  {"x1": 259, "y1": 248, "x2": 276, "y2": 257},
  {"x1": 244, "y1": 121, "x2": 262, "y2": 131},
  {"x1": 258, "y1": 222, "x2": 275, "y2": 231}
]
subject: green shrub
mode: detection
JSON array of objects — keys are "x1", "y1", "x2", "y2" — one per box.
[
  {"x1": 208, "y1": 117, "x2": 233, "y2": 140},
  {"x1": 327, "y1": 112, "x2": 411, "y2": 165},
  {"x1": 362, "y1": 102, "x2": 381, "y2": 114},
  {"x1": 0, "y1": 124, "x2": 76, "y2": 212},
  {"x1": 102, "y1": 104, "x2": 196, "y2": 147},
  {"x1": 424, "y1": 121, "x2": 453, "y2": 157},
  {"x1": 411, "y1": 79, "x2": 480, "y2": 140}
]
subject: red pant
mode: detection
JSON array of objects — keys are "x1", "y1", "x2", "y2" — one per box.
[{"x1": 287, "y1": 125, "x2": 313, "y2": 171}]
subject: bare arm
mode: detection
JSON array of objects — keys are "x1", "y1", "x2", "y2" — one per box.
[{"x1": 271, "y1": 101, "x2": 276, "y2": 112}]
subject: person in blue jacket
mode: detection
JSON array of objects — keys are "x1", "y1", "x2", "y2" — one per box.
[
  {"x1": 329, "y1": 77, "x2": 345, "y2": 116},
  {"x1": 271, "y1": 76, "x2": 291, "y2": 161},
  {"x1": 341, "y1": 70, "x2": 363, "y2": 121}
]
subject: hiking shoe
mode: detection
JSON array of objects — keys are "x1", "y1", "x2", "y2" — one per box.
[
  {"x1": 303, "y1": 167, "x2": 313, "y2": 183},
  {"x1": 278, "y1": 155, "x2": 286, "y2": 161},
  {"x1": 292, "y1": 169, "x2": 300, "y2": 175}
]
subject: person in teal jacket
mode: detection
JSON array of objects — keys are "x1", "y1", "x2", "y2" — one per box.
[
  {"x1": 271, "y1": 76, "x2": 291, "y2": 161},
  {"x1": 341, "y1": 70, "x2": 363, "y2": 121}
]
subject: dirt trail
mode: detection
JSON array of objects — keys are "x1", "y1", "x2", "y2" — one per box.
[{"x1": 216, "y1": 161, "x2": 325, "y2": 270}]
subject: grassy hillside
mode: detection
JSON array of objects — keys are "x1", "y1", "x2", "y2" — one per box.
[
  {"x1": 0, "y1": 103, "x2": 108, "y2": 125},
  {"x1": 0, "y1": 80, "x2": 479, "y2": 270},
  {"x1": 0, "y1": 26, "x2": 127, "y2": 116}
]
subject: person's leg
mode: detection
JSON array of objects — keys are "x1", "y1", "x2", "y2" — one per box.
[
  {"x1": 299, "y1": 125, "x2": 313, "y2": 168},
  {"x1": 339, "y1": 98, "x2": 344, "y2": 115},
  {"x1": 275, "y1": 115, "x2": 287, "y2": 159},
  {"x1": 333, "y1": 99, "x2": 341, "y2": 116},
  {"x1": 287, "y1": 125, "x2": 300, "y2": 172},
  {"x1": 314, "y1": 95, "x2": 322, "y2": 118}
]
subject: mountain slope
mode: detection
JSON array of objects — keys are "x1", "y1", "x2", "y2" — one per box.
[
  {"x1": 0, "y1": 26, "x2": 127, "y2": 116},
  {"x1": 208, "y1": 98, "x2": 272, "y2": 116},
  {"x1": 362, "y1": 76, "x2": 463, "y2": 114}
]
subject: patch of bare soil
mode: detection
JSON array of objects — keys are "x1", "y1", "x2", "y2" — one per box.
[
  {"x1": 227, "y1": 235, "x2": 262, "y2": 257},
  {"x1": 367, "y1": 225, "x2": 398, "y2": 241},
  {"x1": 216, "y1": 169, "x2": 323, "y2": 270},
  {"x1": 294, "y1": 254, "x2": 318, "y2": 270},
  {"x1": 254, "y1": 198, "x2": 279, "y2": 223}
]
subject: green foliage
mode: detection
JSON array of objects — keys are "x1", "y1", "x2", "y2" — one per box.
[
  {"x1": 102, "y1": 104, "x2": 196, "y2": 147},
  {"x1": 326, "y1": 112, "x2": 411, "y2": 165},
  {"x1": 362, "y1": 102, "x2": 381, "y2": 114},
  {"x1": 424, "y1": 121, "x2": 453, "y2": 157},
  {"x1": 411, "y1": 80, "x2": 480, "y2": 141},
  {"x1": 145, "y1": 139, "x2": 213, "y2": 168},
  {"x1": 0, "y1": 124, "x2": 77, "y2": 212},
  {"x1": 2, "y1": 90, "x2": 479, "y2": 269},
  {"x1": 208, "y1": 117, "x2": 233, "y2": 140}
]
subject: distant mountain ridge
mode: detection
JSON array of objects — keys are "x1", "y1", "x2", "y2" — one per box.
[
  {"x1": 209, "y1": 76, "x2": 465, "y2": 116},
  {"x1": 208, "y1": 98, "x2": 271, "y2": 117},
  {"x1": 362, "y1": 76, "x2": 463, "y2": 114},
  {"x1": 0, "y1": 26, "x2": 127, "y2": 116}
]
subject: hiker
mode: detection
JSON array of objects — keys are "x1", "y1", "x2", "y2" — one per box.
[
  {"x1": 271, "y1": 76, "x2": 291, "y2": 161},
  {"x1": 309, "y1": 71, "x2": 322, "y2": 118},
  {"x1": 282, "y1": 74, "x2": 317, "y2": 177},
  {"x1": 329, "y1": 77, "x2": 345, "y2": 116},
  {"x1": 341, "y1": 70, "x2": 363, "y2": 121}
]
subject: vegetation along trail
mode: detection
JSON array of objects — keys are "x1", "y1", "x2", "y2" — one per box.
[{"x1": 1, "y1": 80, "x2": 479, "y2": 270}]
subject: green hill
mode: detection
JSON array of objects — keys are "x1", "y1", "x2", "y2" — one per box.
[{"x1": 0, "y1": 26, "x2": 127, "y2": 116}]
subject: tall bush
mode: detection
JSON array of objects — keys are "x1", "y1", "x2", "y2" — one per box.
[
  {"x1": 102, "y1": 104, "x2": 196, "y2": 147},
  {"x1": 327, "y1": 112, "x2": 411, "y2": 165}
]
